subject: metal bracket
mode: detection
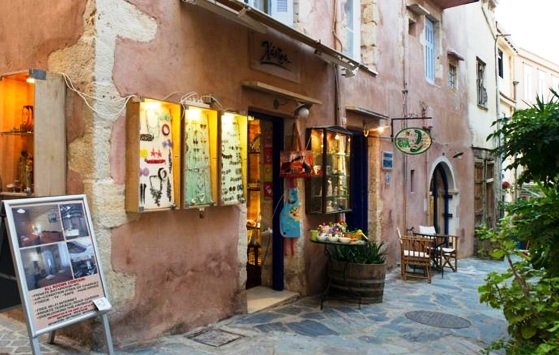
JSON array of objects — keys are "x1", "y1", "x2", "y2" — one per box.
[{"x1": 390, "y1": 116, "x2": 433, "y2": 141}]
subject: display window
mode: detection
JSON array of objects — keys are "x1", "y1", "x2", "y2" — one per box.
[
  {"x1": 125, "y1": 98, "x2": 181, "y2": 212},
  {"x1": 306, "y1": 127, "x2": 352, "y2": 214},
  {"x1": 0, "y1": 70, "x2": 65, "y2": 199},
  {"x1": 219, "y1": 112, "x2": 248, "y2": 206},
  {"x1": 182, "y1": 106, "x2": 218, "y2": 208}
]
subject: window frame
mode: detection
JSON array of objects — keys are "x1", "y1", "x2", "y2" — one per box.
[
  {"x1": 448, "y1": 63, "x2": 457, "y2": 89},
  {"x1": 424, "y1": 17, "x2": 436, "y2": 83},
  {"x1": 524, "y1": 64, "x2": 533, "y2": 101},
  {"x1": 476, "y1": 58, "x2": 488, "y2": 108},
  {"x1": 245, "y1": 0, "x2": 293, "y2": 26},
  {"x1": 342, "y1": 0, "x2": 361, "y2": 61}
]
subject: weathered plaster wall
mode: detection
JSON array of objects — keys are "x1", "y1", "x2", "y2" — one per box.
[
  {"x1": 107, "y1": 0, "x2": 339, "y2": 346},
  {"x1": 0, "y1": 1, "x2": 86, "y2": 71}
]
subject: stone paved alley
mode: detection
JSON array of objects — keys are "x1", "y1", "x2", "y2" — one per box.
[{"x1": 0, "y1": 258, "x2": 508, "y2": 354}]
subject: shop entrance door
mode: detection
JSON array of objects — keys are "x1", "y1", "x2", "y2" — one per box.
[
  {"x1": 245, "y1": 113, "x2": 284, "y2": 290},
  {"x1": 429, "y1": 163, "x2": 450, "y2": 234},
  {"x1": 345, "y1": 131, "x2": 368, "y2": 233}
]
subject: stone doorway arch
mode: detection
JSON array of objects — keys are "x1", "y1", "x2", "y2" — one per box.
[{"x1": 428, "y1": 157, "x2": 459, "y2": 235}]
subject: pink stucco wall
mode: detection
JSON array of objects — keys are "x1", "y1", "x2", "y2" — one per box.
[{"x1": 0, "y1": 1, "x2": 86, "y2": 71}]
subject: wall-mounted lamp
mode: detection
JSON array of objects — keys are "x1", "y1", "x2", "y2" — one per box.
[
  {"x1": 294, "y1": 103, "x2": 310, "y2": 119},
  {"x1": 26, "y1": 69, "x2": 47, "y2": 84},
  {"x1": 363, "y1": 124, "x2": 389, "y2": 137},
  {"x1": 452, "y1": 152, "x2": 464, "y2": 159}
]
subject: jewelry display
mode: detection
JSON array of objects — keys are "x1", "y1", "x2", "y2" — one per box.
[
  {"x1": 221, "y1": 117, "x2": 245, "y2": 204},
  {"x1": 184, "y1": 110, "x2": 214, "y2": 207},
  {"x1": 137, "y1": 104, "x2": 175, "y2": 210}
]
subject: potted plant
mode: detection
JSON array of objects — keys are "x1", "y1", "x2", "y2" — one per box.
[{"x1": 326, "y1": 238, "x2": 387, "y2": 304}]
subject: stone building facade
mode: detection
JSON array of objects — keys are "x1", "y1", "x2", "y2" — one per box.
[{"x1": 0, "y1": 0, "x2": 495, "y2": 348}]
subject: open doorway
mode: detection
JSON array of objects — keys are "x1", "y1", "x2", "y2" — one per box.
[
  {"x1": 245, "y1": 112, "x2": 286, "y2": 291},
  {"x1": 428, "y1": 160, "x2": 461, "y2": 235},
  {"x1": 245, "y1": 113, "x2": 297, "y2": 312}
]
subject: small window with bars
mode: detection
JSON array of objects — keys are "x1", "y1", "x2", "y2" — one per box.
[{"x1": 448, "y1": 63, "x2": 457, "y2": 89}]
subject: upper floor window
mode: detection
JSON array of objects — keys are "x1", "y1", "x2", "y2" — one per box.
[
  {"x1": 341, "y1": 0, "x2": 361, "y2": 60},
  {"x1": 524, "y1": 64, "x2": 533, "y2": 100},
  {"x1": 497, "y1": 49, "x2": 504, "y2": 78},
  {"x1": 538, "y1": 70, "x2": 546, "y2": 97},
  {"x1": 424, "y1": 17, "x2": 436, "y2": 83},
  {"x1": 448, "y1": 63, "x2": 457, "y2": 89},
  {"x1": 245, "y1": 0, "x2": 293, "y2": 26},
  {"x1": 477, "y1": 58, "x2": 487, "y2": 107}
]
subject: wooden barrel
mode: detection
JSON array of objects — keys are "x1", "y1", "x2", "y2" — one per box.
[{"x1": 328, "y1": 260, "x2": 386, "y2": 304}]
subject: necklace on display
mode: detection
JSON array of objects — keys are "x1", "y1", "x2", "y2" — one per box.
[{"x1": 146, "y1": 108, "x2": 161, "y2": 138}]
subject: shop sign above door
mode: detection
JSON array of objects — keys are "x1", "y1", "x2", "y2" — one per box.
[
  {"x1": 249, "y1": 32, "x2": 300, "y2": 83},
  {"x1": 394, "y1": 127, "x2": 432, "y2": 155}
]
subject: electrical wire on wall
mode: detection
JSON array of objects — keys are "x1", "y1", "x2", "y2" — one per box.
[
  {"x1": 61, "y1": 73, "x2": 227, "y2": 121},
  {"x1": 61, "y1": 73, "x2": 135, "y2": 120}
]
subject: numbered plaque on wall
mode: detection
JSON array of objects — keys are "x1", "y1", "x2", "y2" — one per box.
[
  {"x1": 183, "y1": 106, "x2": 218, "y2": 208},
  {"x1": 219, "y1": 113, "x2": 247, "y2": 205},
  {"x1": 126, "y1": 98, "x2": 181, "y2": 212}
]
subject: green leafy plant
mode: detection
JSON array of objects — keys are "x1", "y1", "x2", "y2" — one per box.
[
  {"x1": 477, "y1": 218, "x2": 559, "y2": 354},
  {"x1": 488, "y1": 90, "x2": 559, "y2": 187},
  {"x1": 480, "y1": 91, "x2": 559, "y2": 353},
  {"x1": 329, "y1": 240, "x2": 386, "y2": 264}
]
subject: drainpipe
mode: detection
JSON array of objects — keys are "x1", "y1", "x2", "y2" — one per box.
[
  {"x1": 494, "y1": 32, "x2": 510, "y2": 220},
  {"x1": 401, "y1": 0, "x2": 408, "y2": 230}
]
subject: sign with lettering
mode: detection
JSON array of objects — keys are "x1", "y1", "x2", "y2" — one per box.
[
  {"x1": 249, "y1": 32, "x2": 300, "y2": 82},
  {"x1": 394, "y1": 127, "x2": 432, "y2": 155},
  {"x1": 3, "y1": 195, "x2": 111, "y2": 337}
]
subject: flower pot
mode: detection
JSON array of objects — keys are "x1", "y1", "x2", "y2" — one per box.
[{"x1": 328, "y1": 259, "x2": 386, "y2": 304}]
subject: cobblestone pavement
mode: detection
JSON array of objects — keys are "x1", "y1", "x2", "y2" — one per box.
[{"x1": 0, "y1": 258, "x2": 508, "y2": 354}]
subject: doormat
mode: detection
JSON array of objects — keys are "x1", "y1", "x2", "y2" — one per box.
[
  {"x1": 187, "y1": 328, "x2": 244, "y2": 347},
  {"x1": 405, "y1": 310, "x2": 471, "y2": 329}
]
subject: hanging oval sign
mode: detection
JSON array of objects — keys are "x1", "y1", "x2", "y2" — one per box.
[{"x1": 394, "y1": 127, "x2": 432, "y2": 155}]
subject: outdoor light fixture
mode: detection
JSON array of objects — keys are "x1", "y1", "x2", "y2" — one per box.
[
  {"x1": 294, "y1": 103, "x2": 310, "y2": 119},
  {"x1": 452, "y1": 152, "x2": 464, "y2": 159},
  {"x1": 26, "y1": 69, "x2": 47, "y2": 84}
]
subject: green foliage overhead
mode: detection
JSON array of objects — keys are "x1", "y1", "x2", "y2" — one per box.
[{"x1": 488, "y1": 90, "x2": 559, "y2": 187}]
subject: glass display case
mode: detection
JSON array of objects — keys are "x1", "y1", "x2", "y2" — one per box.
[
  {"x1": 219, "y1": 112, "x2": 248, "y2": 205},
  {"x1": 306, "y1": 127, "x2": 352, "y2": 214},
  {"x1": 0, "y1": 70, "x2": 66, "y2": 200},
  {"x1": 125, "y1": 98, "x2": 181, "y2": 212},
  {"x1": 183, "y1": 106, "x2": 218, "y2": 208}
]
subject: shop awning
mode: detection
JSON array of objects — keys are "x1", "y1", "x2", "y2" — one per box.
[{"x1": 181, "y1": 0, "x2": 366, "y2": 77}]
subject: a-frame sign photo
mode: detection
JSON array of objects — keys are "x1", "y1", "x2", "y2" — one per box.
[{"x1": 1, "y1": 195, "x2": 114, "y2": 354}]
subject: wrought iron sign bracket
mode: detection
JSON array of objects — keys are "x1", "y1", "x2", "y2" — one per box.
[{"x1": 390, "y1": 116, "x2": 432, "y2": 141}]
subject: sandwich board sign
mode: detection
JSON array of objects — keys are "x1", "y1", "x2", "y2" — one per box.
[{"x1": 1, "y1": 195, "x2": 114, "y2": 354}]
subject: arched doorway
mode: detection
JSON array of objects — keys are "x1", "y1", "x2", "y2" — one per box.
[{"x1": 428, "y1": 160, "x2": 457, "y2": 235}]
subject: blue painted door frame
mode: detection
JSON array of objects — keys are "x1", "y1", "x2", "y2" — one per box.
[{"x1": 345, "y1": 132, "x2": 368, "y2": 233}]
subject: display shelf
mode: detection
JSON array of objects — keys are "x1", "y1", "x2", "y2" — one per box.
[
  {"x1": 306, "y1": 127, "x2": 352, "y2": 214},
  {"x1": 0, "y1": 70, "x2": 65, "y2": 197}
]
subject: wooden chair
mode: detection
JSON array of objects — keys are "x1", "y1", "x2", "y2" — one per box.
[
  {"x1": 439, "y1": 235, "x2": 458, "y2": 272},
  {"x1": 400, "y1": 235, "x2": 432, "y2": 283}
]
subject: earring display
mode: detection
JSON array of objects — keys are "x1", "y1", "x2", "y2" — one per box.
[
  {"x1": 219, "y1": 113, "x2": 247, "y2": 205},
  {"x1": 126, "y1": 99, "x2": 181, "y2": 212},
  {"x1": 183, "y1": 107, "x2": 217, "y2": 208}
]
